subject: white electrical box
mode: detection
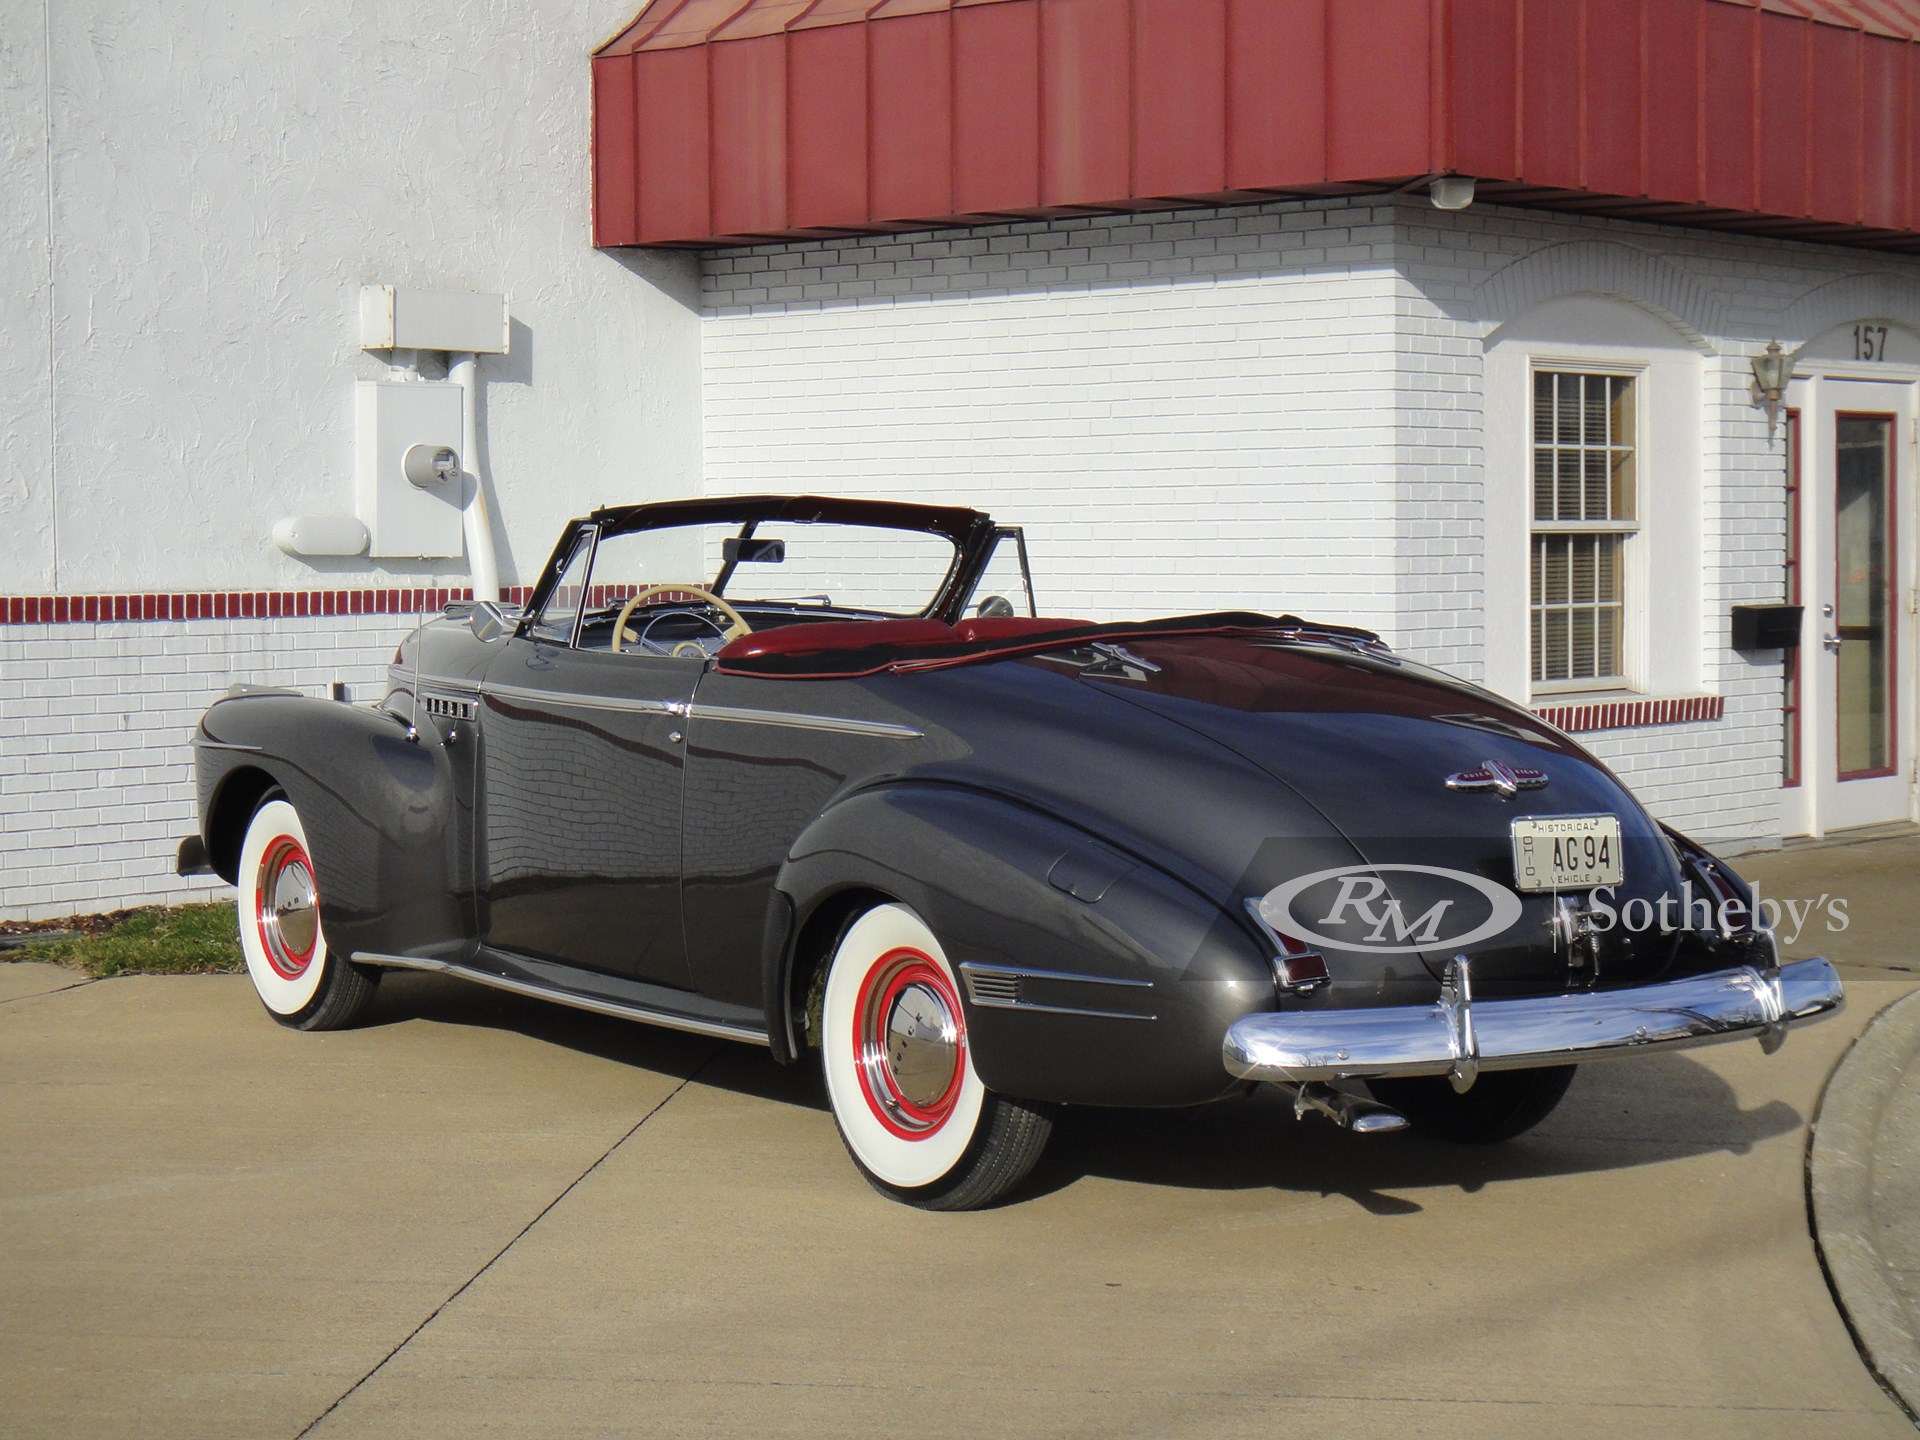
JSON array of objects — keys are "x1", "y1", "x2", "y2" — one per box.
[
  {"x1": 355, "y1": 381, "x2": 465, "y2": 558},
  {"x1": 359, "y1": 286, "x2": 509, "y2": 355}
]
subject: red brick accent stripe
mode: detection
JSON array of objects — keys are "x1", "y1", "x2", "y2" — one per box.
[
  {"x1": 0, "y1": 587, "x2": 534, "y2": 625},
  {"x1": 1532, "y1": 695, "x2": 1725, "y2": 733}
]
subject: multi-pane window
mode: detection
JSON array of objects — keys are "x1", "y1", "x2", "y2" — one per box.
[{"x1": 1531, "y1": 371, "x2": 1637, "y2": 686}]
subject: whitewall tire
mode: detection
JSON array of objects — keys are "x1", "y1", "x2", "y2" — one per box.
[
  {"x1": 820, "y1": 903, "x2": 1052, "y2": 1209},
  {"x1": 237, "y1": 796, "x2": 378, "y2": 1030}
]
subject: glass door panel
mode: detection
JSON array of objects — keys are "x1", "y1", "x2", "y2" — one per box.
[{"x1": 1834, "y1": 415, "x2": 1896, "y2": 779}]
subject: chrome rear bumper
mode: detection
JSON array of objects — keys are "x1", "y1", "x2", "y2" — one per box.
[{"x1": 1222, "y1": 954, "x2": 1844, "y2": 1090}]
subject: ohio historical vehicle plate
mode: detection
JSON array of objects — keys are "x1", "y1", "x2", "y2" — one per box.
[{"x1": 1510, "y1": 814, "x2": 1623, "y2": 891}]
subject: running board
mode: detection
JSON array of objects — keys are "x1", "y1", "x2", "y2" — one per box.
[{"x1": 352, "y1": 950, "x2": 771, "y2": 1047}]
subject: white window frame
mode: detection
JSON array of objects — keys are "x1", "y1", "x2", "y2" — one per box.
[
  {"x1": 1483, "y1": 297, "x2": 1703, "y2": 707},
  {"x1": 1527, "y1": 364, "x2": 1643, "y2": 695}
]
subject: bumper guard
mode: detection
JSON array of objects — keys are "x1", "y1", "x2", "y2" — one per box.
[{"x1": 1222, "y1": 952, "x2": 1844, "y2": 1092}]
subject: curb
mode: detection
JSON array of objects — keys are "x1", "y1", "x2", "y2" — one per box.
[{"x1": 1809, "y1": 987, "x2": 1920, "y2": 1423}]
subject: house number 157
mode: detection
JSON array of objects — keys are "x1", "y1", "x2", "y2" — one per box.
[{"x1": 1855, "y1": 323, "x2": 1891, "y2": 361}]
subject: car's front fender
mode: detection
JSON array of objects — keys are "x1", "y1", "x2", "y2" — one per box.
[
  {"x1": 770, "y1": 783, "x2": 1278, "y2": 1107},
  {"x1": 195, "y1": 693, "x2": 471, "y2": 961}
]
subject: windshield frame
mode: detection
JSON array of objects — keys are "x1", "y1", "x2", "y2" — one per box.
[{"x1": 520, "y1": 495, "x2": 1005, "y2": 635}]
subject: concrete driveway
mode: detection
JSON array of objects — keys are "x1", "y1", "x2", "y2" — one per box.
[{"x1": 2, "y1": 921, "x2": 1915, "y2": 1437}]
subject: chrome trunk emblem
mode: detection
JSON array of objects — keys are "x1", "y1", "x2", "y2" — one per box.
[{"x1": 1445, "y1": 758, "x2": 1547, "y2": 798}]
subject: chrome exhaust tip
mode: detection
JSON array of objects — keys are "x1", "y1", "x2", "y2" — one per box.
[{"x1": 1281, "y1": 1081, "x2": 1409, "y2": 1134}]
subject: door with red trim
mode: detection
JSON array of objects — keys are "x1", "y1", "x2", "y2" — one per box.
[{"x1": 1785, "y1": 377, "x2": 1917, "y2": 835}]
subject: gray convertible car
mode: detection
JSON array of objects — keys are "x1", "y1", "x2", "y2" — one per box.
[{"x1": 183, "y1": 495, "x2": 1844, "y2": 1209}]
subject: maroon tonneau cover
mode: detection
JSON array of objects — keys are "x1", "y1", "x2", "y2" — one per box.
[{"x1": 713, "y1": 612, "x2": 1382, "y2": 680}]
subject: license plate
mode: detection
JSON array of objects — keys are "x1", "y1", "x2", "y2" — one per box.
[{"x1": 1511, "y1": 814, "x2": 1624, "y2": 892}]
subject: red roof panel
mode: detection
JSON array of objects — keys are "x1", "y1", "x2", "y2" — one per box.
[
  {"x1": 603, "y1": 0, "x2": 1026, "y2": 52},
  {"x1": 1714, "y1": 0, "x2": 1920, "y2": 40},
  {"x1": 605, "y1": 0, "x2": 1920, "y2": 48},
  {"x1": 593, "y1": 0, "x2": 1920, "y2": 251},
  {"x1": 712, "y1": 0, "x2": 815, "y2": 40},
  {"x1": 789, "y1": 0, "x2": 887, "y2": 31}
]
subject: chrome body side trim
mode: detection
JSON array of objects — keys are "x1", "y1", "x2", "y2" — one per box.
[
  {"x1": 352, "y1": 951, "x2": 772, "y2": 1046},
  {"x1": 474, "y1": 686, "x2": 913, "y2": 740},
  {"x1": 1222, "y1": 955, "x2": 1844, "y2": 1086},
  {"x1": 196, "y1": 738, "x2": 265, "y2": 753},
  {"x1": 958, "y1": 962, "x2": 1154, "y2": 989},
  {"x1": 957, "y1": 961, "x2": 1157, "y2": 1020},
  {"x1": 480, "y1": 682, "x2": 682, "y2": 718},
  {"x1": 691, "y1": 704, "x2": 924, "y2": 740},
  {"x1": 974, "y1": 999, "x2": 1158, "y2": 1021},
  {"x1": 421, "y1": 678, "x2": 482, "y2": 697}
]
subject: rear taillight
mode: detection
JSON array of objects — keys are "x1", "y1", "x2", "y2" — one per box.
[
  {"x1": 1668, "y1": 834, "x2": 1758, "y2": 939},
  {"x1": 1244, "y1": 898, "x2": 1331, "y2": 993}
]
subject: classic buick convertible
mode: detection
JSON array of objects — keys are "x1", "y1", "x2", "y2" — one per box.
[{"x1": 184, "y1": 496, "x2": 1844, "y2": 1209}]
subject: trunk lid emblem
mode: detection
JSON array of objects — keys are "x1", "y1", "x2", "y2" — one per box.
[{"x1": 1446, "y1": 758, "x2": 1547, "y2": 798}]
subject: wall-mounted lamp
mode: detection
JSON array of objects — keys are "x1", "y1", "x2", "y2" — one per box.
[
  {"x1": 1429, "y1": 175, "x2": 1476, "y2": 210},
  {"x1": 1749, "y1": 340, "x2": 1792, "y2": 431}
]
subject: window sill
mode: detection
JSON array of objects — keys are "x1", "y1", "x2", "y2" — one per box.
[{"x1": 1530, "y1": 694, "x2": 1724, "y2": 734}]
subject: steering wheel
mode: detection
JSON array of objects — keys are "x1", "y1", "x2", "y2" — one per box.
[{"x1": 610, "y1": 583, "x2": 753, "y2": 654}]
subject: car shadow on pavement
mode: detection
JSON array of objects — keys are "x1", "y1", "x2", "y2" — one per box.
[
  {"x1": 361, "y1": 970, "x2": 835, "y2": 1112},
  {"x1": 360, "y1": 974, "x2": 1801, "y2": 1209},
  {"x1": 1021, "y1": 1055, "x2": 1803, "y2": 1211}
]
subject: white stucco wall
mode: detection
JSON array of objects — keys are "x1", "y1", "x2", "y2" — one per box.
[
  {"x1": 2, "y1": 0, "x2": 701, "y2": 596},
  {"x1": 1, "y1": 0, "x2": 704, "y2": 918},
  {"x1": 0, "y1": 3, "x2": 53, "y2": 559}
]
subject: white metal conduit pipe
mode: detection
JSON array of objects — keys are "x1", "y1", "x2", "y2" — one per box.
[{"x1": 446, "y1": 352, "x2": 500, "y2": 602}]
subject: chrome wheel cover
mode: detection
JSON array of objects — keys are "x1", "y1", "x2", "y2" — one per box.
[
  {"x1": 854, "y1": 948, "x2": 967, "y2": 1138},
  {"x1": 255, "y1": 837, "x2": 318, "y2": 980}
]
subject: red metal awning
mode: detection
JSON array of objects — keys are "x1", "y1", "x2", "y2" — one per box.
[
  {"x1": 1720, "y1": 0, "x2": 1920, "y2": 40},
  {"x1": 593, "y1": 0, "x2": 1920, "y2": 252}
]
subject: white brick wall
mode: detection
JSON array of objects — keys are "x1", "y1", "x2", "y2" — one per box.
[
  {"x1": 699, "y1": 195, "x2": 1920, "y2": 848},
  {"x1": 0, "y1": 617, "x2": 406, "y2": 919},
  {"x1": 704, "y1": 203, "x2": 1410, "y2": 634}
]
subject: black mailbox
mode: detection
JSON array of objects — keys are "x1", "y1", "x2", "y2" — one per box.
[{"x1": 1731, "y1": 604, "x2": 1803, "y2": 651}]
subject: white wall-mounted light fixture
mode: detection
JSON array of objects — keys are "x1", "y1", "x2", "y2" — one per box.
[
  {"x1": 271, "y1": 515, "x2": 370, "y2": 558},
  {"x1": 1749, "y1": 340, "x2": 1792, "y2": 431},
  {"x1": 1429, "y1": 174, "x2": 1477, "y2": 210}
]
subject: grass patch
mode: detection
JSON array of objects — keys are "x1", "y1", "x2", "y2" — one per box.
[{"x1": 4, "y1": 904, "x2": 244, "y2": 977}]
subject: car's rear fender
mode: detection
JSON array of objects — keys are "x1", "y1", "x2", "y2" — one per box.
[
  {"x1": 195, "y1": 693, "x2": 471, "y2": 960},
  {"x1": 769, "y1": 783, "x2": 1279, "y2": 1107}
]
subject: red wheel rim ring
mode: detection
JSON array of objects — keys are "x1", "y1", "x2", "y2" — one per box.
[
  {"x1": 254, "y1": 835, "x2": 318, "y2": 981},
  {"x1": 851, "y1": 947, "x2": 967, "y2": 1140}
]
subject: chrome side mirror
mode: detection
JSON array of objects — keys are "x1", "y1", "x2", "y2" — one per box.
[{"x1": 468, "y1": 601, "x2": 515, "y2": 642}]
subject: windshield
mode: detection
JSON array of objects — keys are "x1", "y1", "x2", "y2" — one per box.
[{"x1": 589, "y1": 520, "x2": 960, "y2": 619}]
